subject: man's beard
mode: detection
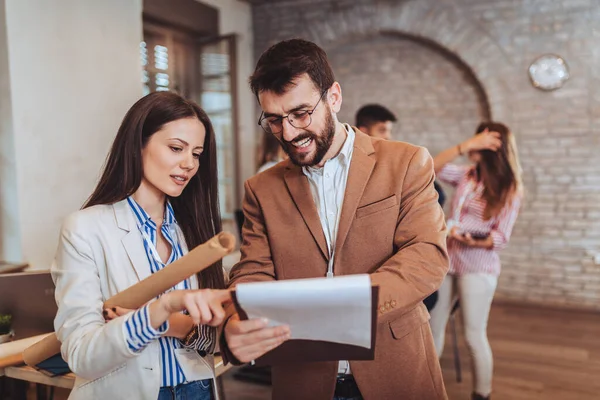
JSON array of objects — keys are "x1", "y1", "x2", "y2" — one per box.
[{"x1": 282, "y1": 110, "x2": 335, "y2": 167}]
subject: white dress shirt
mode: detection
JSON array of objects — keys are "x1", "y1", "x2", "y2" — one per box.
[{"x1": 302, "y1": 123, "x2": 355, "y2": 374}]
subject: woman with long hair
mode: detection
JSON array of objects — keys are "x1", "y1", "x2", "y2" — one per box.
[
  {"x1": 52, "y1": 92, "x2": 230, "y2": 400},
  {"x1": 429, "y1": 122, "x2": 523, "y2": 400}
]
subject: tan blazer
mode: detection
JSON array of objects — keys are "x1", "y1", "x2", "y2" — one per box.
[{"x1": 227, "y1": 130, "x2": 449, "y2": 400}]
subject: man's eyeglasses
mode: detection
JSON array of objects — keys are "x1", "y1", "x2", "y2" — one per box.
[{"x1": 258, "y1": 90, "x2": 328, "y2": 135}]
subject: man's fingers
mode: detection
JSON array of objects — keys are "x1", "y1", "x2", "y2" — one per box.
[
  {"x1": 229, "y1": 317, "x2": 270, "y2": 334},
  {"x1": 223, "y1": 312, "x2": 292, "y2": 363},
  {"x1": 235, "y1": 332, "x2": 291, "y2": 363},
  {"x1": 235, "y1": 325, "x2": 290, "y2": 347}
]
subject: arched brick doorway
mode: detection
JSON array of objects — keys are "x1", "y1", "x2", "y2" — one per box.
[{"x1": 329, "y1": 31, "x2": 491, "y2": 157}]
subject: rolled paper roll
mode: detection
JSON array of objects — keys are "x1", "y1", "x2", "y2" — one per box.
[
  {"x1": 104, "y1": 231, "x2": 235, "y2": 309},
  {"x1": 20, "y1": 334, "x2": 60, "y2": 369},
  {"x1": 0, "y1": 333, "x2": 52, "y2": 368},
  {"x1": 21, "y1": 231, "x2": 236, "y2": 369}
]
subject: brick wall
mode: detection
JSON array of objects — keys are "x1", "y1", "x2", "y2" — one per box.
[
  {"x1": 249, "y1": 0, "x2": 600, "y2": 310},
  {"x1": 330, "y1": 34, "x2": 488, "y2": 161}
]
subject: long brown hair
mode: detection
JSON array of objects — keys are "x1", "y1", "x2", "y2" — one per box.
[
  {"x1": 473, "y1": 121, "x2": 523, "y2": 219},
  {"x1": 84, "y1": 92, "x2": 224, "y2": 289}
]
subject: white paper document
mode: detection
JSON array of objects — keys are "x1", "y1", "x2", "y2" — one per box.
[{"x1": 235, "y1": 274, "x2": 372, "y2": 348}]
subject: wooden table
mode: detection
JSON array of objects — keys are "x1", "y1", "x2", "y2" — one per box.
[
  {"x1": 0, "y1": 355, "x2": 233, "y2": 398},
  {"x1": 3, "y1": 366, "x2": 74, "y2": 389}
]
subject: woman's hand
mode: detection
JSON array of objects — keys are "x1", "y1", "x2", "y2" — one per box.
[
  {"x1": 103, "y1": 306, "x2": 132, "y2": 322},
  {"x1": 434, "y1": 129, "x2": 502, "y2": 172},
  {"x1": 463, "y1": 129, "x2": 502, "y2": 152},
  {"x1": 104, "y1": 289, "x2": 231, "y2": 332},
  {"x1": 449, "y1": 227, "x2": 493, "y2": 249},
  {"x1": 159, "y1": 289, "x2": 232, "y2": 327},
  {"x1": 104, "y1": 305, "x2": 194, "y2": 339},
  {"x1": 450, "y1": 227, "x2": 477, "y2": 246}
]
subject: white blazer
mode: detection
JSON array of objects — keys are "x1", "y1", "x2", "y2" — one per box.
[{"x1": 52, "y1": 199, "x2": 204, "y2": 400}]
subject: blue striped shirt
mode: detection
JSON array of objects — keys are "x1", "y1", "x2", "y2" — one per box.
[{"x1": 123, "y1": 196, "x2": 190, "y2": 387}]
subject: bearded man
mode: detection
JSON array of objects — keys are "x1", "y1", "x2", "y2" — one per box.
[{"x1": 220, "y1": 38, "x2": 449, "y2": 400}]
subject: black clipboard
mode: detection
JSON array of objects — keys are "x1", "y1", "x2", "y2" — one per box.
[{"x1": 231, "y1": 286, "x2": 379, "y2": 366}]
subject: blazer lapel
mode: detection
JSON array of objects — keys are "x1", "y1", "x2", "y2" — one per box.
[
  {"x1": 334, "y1": 130, "x2": 375, "y2": 264},
  {"x1": 113, "y1": 199, "x2": 152, "y2": 282},
  {"x1": 284, "y1": 164, "x2": 329, "y2": 261}
]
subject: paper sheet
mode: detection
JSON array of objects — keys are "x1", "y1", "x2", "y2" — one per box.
[{"x1": 235, "y1": 274, "x2": 372, "y2": 348}]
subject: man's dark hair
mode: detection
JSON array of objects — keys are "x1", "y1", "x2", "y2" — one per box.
[
  {"x1": 355, "y1": 104, "x2": 397, "y2": 128},
  {"x1": 249, "y1": 39, "x2": 335, "y2": 97}
]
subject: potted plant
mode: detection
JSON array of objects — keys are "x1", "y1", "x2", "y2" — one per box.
[{"x1": 0, "y1": 313, "x2": 13, "y2": 344}]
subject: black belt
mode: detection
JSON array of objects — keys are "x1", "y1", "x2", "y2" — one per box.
[{"x1": 335, "y1": 375, "x2": 362, "y2": 398}]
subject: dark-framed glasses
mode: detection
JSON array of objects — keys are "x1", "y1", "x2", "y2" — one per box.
[{"x1": 258, "y1": 90, "x2": 327, "y2": 135}]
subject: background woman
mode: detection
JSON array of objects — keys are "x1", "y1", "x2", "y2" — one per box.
[{"x1": 429, "y1": 122, "x2": 523, "y2": 400}]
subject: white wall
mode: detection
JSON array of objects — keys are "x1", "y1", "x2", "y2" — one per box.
[
  {"x1": 0, "y1": 0, "x2": 254, "y2": 268},
  {"x1": 0, "y1": 0, "x2": 20, "y2": 262},
  {"x1": 196, "y1": 0, "x2": 256, "y2": 200},
  {"x1": 2, "y1": 0, "x2": 143, "y2": 268}
]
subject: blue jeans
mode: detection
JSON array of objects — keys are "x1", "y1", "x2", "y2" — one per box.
[{"x1": 157, "y1": 380, "x2": 212, "y2": 400}]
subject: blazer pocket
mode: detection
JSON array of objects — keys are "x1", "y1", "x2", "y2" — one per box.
[
  {"x1": 389, "y1": 304, "x2": 430, "y2": 340},
  {"x1": 356, "y1": 195, "x2": 398, "y2": 219}
]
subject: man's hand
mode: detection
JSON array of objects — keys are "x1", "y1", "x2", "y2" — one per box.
[{"x1": 224, "y1": 313, "x2": 290, "y2": 363}]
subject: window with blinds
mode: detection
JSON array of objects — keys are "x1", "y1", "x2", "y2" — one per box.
[
  {"x1": 140, "y1": 39, "x2": 171, "y2": 94},
  {"x1": 139, "y1": 25, "x2": 239, "y2": 220},
  {"x1": 199, "y1": 38, "x2": 237, "y2": 220}
]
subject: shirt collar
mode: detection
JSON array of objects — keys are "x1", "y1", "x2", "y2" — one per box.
[
  {"x1": 337, "y1": 124, "x2": 355, "y2": 166},
  {"x1": 126, "y1": 196, "x2": 177, "y2": 230},
  {"x1": 164, "y1": 201, "x2": 177, "y2": 226},
  {"x1": 303, "y1": 124, "x2": 355, "y2": 175}
]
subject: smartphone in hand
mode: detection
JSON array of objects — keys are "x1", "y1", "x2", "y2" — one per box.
[{"x1": 464, "y1": 231, "x2": 490, "y2": 240}]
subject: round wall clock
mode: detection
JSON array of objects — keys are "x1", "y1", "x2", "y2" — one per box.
[{"x1": 528, "y1": 54, "x2": 570, "y2": 91}]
